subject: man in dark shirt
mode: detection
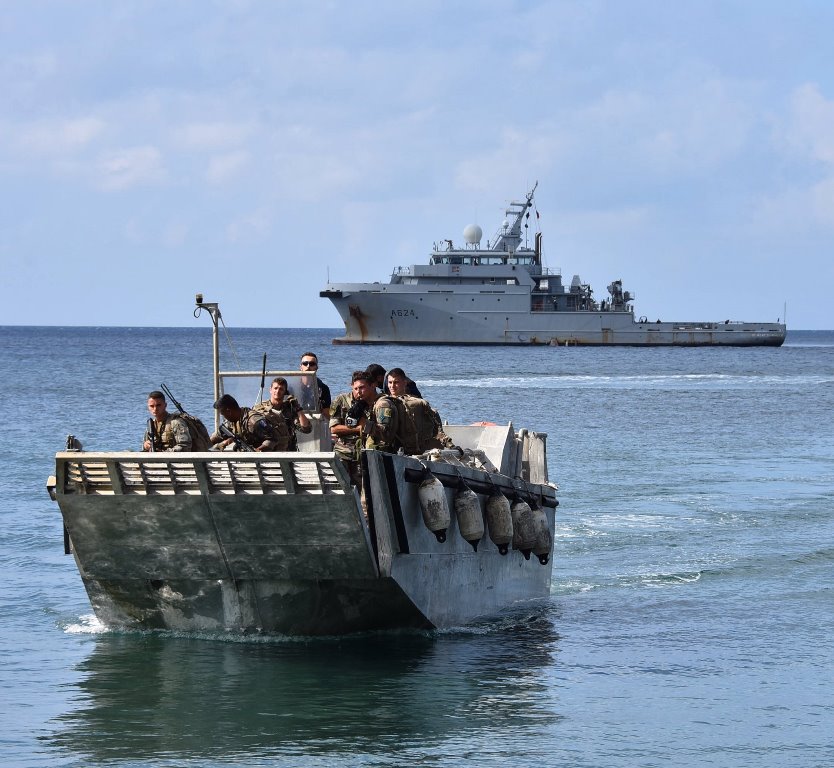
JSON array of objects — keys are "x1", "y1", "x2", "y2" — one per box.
[{"x1": 298, "y1": 352, "x2": 332, "y2": 418}]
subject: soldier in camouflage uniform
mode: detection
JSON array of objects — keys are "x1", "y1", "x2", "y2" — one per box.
[
  {"x1": 253, "y1": 377, "x2": 310, "y2": 451},
  {"x1": 142, "y1": 390, "x2": 192, "y2": 451},
  {"x1": 330, "y1": 371, "x2": 378, "y2": 486},
  {"x1": 385, "y1": 368, "x2": 455, "y2": 455},
  {"x1": 363, "y1": 389, "x2": 402, "y2": 454},
  {"x1": 367, "y1": 362, "x2": 422, "y2": 398},
  {"x1": 210, "y1": 394, "x2": 288, "y2": 451}
]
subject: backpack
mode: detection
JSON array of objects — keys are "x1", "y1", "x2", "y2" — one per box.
[
  {"x1": 177, "y1": 413, "x2": 212, "y2": 451},
  {"x1": 396, "y1": 395, "x2": 446, "y2": 455}
]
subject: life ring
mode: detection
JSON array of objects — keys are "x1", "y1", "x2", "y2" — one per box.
[{"x1": 471, "y1": 421, "x2": 496, "y2": 426}]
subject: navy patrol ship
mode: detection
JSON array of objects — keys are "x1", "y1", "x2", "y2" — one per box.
[{"x1": 320, "y1": 184, "x2": 786, "y2": 346}]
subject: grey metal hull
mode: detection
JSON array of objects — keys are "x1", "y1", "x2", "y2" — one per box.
[
  {"x1": 52, "y1": 444, "x2": 556, "y2": 636},
  {"x1": 324, "y1": 286, "x2": 786, "y2": 346}
]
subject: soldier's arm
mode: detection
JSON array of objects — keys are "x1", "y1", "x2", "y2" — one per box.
[
  {"x1": 293, "y1": 398, "x2": 312, "y2": 434},
  {"x1": 329, "y1": 396, "x2": 359, "y2": 439}
]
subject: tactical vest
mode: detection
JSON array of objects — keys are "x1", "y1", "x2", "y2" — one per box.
[
  {"x1": 146, "y1": 414, "x2": 190, "y2": 451},
  {"x1": 331, "y1": 392, "x2": 371, "y2": 460},
  {"x1": 365, "y1": 395, "x2": 401, "y2": 454}
]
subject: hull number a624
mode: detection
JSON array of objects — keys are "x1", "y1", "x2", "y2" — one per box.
[{"x1": 391, "y1": 309, "x2": 416, "y2": 318}]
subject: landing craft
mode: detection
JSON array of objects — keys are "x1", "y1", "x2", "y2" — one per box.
[{"x1": 46, "y1": 299, "x2": 558, "y2": 636}]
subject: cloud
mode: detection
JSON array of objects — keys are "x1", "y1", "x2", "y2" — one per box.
[
  {"x1": 785, "y1": 83, "x2": 834, "y2": 164},
  {"x1": 17, "y1": 116, "x2": 105, "y2": 155},
  {"x1": 173, "y1": 121, "x2": 254, "y2": 150},
  {"x1": 755, "y1": 84, "x2": 834, "y2": 231},
  {"x1": 809, "y1": 176, "x2": 834, "y2": 228},
  {"x1": 97, "y1": 146, "x2": 166, "y2": 190},
  {"x1": 454, "y1": 127, "x2": 565, "y2": 195},
  {"x1": 206, "y1": 150, "x2": 250, "y2": 184},
  {"x1": 226, "y1": 207, "x2": 272, "y2": 243}
]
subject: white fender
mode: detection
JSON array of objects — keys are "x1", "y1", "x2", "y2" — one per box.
[
  {"x1": 511, "y1": 499, "x2": 537, "y2": 560},
  {"x1": 485, "y1": 492, "x2": 513, "y2": 555},
  {"x1": 454, "y1": 487, "x2": 485, "y2": 551},
  {"x1": 417, "y1": 474, "x2": 450, "y2": 543},
  {"x1": 530, "y1": 504, "x2": 553, "y2": 565}
]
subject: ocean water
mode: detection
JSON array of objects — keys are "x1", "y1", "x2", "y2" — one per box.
[{"x1": 1, "y1": 326, "x2": 833, "y2": 767}]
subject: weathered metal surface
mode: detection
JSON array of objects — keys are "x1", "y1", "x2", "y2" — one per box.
[
  {"x1": 364, "y1": 451, "x2": 554, "y2": 629},
  {"x1": 52, "y1": 425, "x2": 558, "y2": 636}
]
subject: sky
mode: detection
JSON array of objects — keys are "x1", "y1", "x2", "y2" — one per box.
[{"x1": 1, "y1": 0, "x2": 832, "y2": 329}]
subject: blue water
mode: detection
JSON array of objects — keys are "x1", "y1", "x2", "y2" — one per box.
[{"x1": 1, "y1": 326, "x2": 833, "y2": 767}]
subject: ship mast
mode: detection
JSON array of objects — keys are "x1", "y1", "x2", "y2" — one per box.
[{"x1": 491, "y1": 181, "x2": 538, "y2": 257}]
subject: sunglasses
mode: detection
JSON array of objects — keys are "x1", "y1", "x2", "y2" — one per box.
[{"x1": 301, "y1": 360, "x2": 317, "y2": 367}]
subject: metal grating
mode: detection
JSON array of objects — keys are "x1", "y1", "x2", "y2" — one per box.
[{"x1": 59, "y1": 455, "x2": 347, "y2": 496}]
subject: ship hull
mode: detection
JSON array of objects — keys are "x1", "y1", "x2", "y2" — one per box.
[
  {"x1": 51, "y1": 438, "x2": 556, "y2": 636},
  {"x1": 323, "y1": 286, "x2": 786, "y2": 346}
]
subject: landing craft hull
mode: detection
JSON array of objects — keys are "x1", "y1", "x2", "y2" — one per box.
[
  {"x1": 50, "y1": 431, "x2": 556, "y2": 636},
  {"x1": 323, "y1": 287, "x2": 786, "y2": 346}
]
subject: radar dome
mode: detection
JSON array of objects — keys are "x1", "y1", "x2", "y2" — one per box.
[
  {"x1": 463, "y1": 224, "x2": 482, "y2": 245},
  {"x1": 502, "y1": 219, "x2": 510, "y2": 229}
]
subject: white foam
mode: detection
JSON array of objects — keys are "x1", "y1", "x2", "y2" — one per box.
[{"x1": 64, "y1": 613, "x2": 107, "y2": 634}]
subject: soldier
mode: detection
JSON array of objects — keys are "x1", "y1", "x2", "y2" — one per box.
[
  {"x1": 386, "y1": 368, "x2": 455, "y2": 455},
  {"x1": 367, "y1": 362, "x2": 422, "y2": 397},
  {"x1": 363, "y1": 382, "x2": 402, "y2": 455},
  {"x1": 298, "y1": 352, "x2": 332, "y2": 418},
  {"x1": 366, "y1": 363, "x2": 387, "y2": 393},
  {"x1": 142, "y1": 390, "x2": 192, "y2": 452},
  {"x1": 253, "y1": 377, "x2": 311, "y2": 451},
  {"x1": 210, "y1": 393, "x2": 288, "y2": 451},
  {"x1": 330, "y1": 371, "x2": 378, "y2": 485}
]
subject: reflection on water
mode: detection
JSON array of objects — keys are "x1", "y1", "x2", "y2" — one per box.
[{"x1": 46, "y1": 608, "x2": 562, "y2": 764}]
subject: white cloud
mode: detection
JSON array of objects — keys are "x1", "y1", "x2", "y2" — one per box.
[
  {"x1": 97, "y1": 146, "x2": 166, "y2": 190},
  {"x1": 206, "y1": 150, "x2": 250, "y2": 184},
  {"x1": 226, "y1": 208, "x2": 272, "y2": 243},
  {"x1": 786, "y1": 83, "x2": 834, "y2": 164},
  {"x1": 173, "y1": 121, "x2": 254, "y2": 150},
  {"x1": 17, "y1": 117, "x2": 105, "y2": 155},
  {"x1": 755, "y1": 84, "x2": 834, "y2": 231},
  {"x1": 810, "y1": 176, "x2": 834, "y2": 228},
  {"x1": 454, "y1": 127, "x2": 566, "y2": 195},
  {"x1": 163, "y1": 219, "x2": 190, "y2": 247}
]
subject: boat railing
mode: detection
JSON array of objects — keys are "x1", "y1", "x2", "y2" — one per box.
[{"x1": 50, "y1": 452, "x2": 351, "y2": 498}]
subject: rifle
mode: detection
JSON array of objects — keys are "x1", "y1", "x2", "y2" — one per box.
[
  {"x1": 147, "y1": 418, "x2": 157, "y2": 452},
  {"x1": 218, "y1": 423, "x2": 255, "y2": 452},
  {"x1": 160, "y1": 383, "x2": 189, "y2": 415}
]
